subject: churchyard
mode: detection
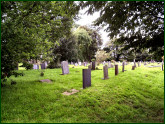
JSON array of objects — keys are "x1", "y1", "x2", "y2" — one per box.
[{"x1": 1, "y1": 62, "x2": 164, "y2": 123}]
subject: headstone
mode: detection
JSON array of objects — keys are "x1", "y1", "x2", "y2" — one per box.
[
  {"x1": 83, "y1": 69, "x2": 91, "y2": 89},
  {"x1": 88, "y1": 64, "x2": 92, "y2": 69},
  {"x1": 108, "y1": 62, "x2": 111, "y2": 68},
  {"x1": 79, "y1": 62, "x2": 81, "y2": 66},
  {"x1": 92, "y1": 61, "x2": 95, "y2": 70},
  {"x1": 132, "y1": 66, "x2": 135, "y2": 70},
  {"x1": 75, "y1": 63, "x2": 78, "y2": 66},
  {"x1": 122, "y1": 62, "x2": 125, "y2": 72},
  {"x1": 45, "y1": 61, "x2": 48, "y2": 68},
  {"x1": 138, "y1": 61, "x2": 140, "y2": 67},
  {"x1": 61, "y1": 61, "x2": 69, "y2": 75},
  {"x1": 134, "y1": 62, "x2": 136, "y2": 68},
  {"x1": 103, "y1": 65, "x2": 109, "y2": 79},
  {"x1": 33, "y1": 64, "x2": 39, "y2": 69},
  {"x1": 41, "y1": 63, "x2": 46, "y2": 69},
  {"x1": 115, "y1": 64, "x2": 118, "y2": 75},
  {"x1": 161, "y1": 62, "x2": 164, "y2": 71}
]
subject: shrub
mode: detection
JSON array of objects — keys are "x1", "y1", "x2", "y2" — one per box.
[
  {"x1": 22, "y1": 61, "x2": 33, "y2": 70},
  {"x1": 47, "y1": 61, "x2": 61, "y2": 69},
  {"x1": 40, "y1": 72, "x2": 44, "y2": 77}
]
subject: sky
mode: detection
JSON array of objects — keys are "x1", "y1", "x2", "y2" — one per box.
[{"x1": 75, "y1": 8, "x2": 110, "y2": 47}]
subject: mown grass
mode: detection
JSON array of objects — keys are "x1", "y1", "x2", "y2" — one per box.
[{"x1": 1, "y1": 63, "x2": 164, "y2": 123}]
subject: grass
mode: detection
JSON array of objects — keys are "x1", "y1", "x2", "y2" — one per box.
[{"x1": 1, "y1": 63, "x2": 164, "y2": 123}]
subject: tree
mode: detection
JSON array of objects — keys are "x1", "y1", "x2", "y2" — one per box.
[
  {"x1": 80, "y1": 1, "x2": 164, "y2": 61},
  {"x1": 95, "y1": 50, "x2": 109, "y2": 64},
  {"x1": 1, "y1": 1, "x2": 79, "y2": 79},
  {"x1": 73, "y1": 26, "x2": 103, "y2": 62}
]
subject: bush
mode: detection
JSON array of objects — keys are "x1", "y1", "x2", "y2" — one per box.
[
  {"x1": 40, "y1": 72, "x2": 44, "y2": 77},
  {"x1": 22, "y1": 61, "x2": 33, "y2": 70},
  {"x1": 47, "y1": 61, "x2": 61, "y2": 69}
]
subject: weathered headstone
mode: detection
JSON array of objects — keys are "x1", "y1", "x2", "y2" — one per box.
[
  {"x1": 88, "y1": 64, "x2": 92, "y2": 69},
  {"x1": 41, "y1": 63, "x2": 46, "y2": 69},
  {"x1": 92, "y1": 61, "x2": 95, "y2": 70},
  {"x1": 61, "y1": 61, "x2": 69, "y2": 75},
  {"x1": 134, "y1": 62, "x2": 136, "y2": 68},
  {"x1": 75, "y1": 63, "x2": 78, "y2": 66},
  {"x1": 161, "y1": 62, "x2": 164, "y2": 71},
  {"x1": 132, "y1": 66, "x2": 135, "y2": 70},
  {"x1": 115, "y1": 64, "x2": 118, "y2": 75},
  {"x1": 83, "y1": 69, "x2": 91, "y2": 89},
  {"x1": 122, "y1": 62, "x2": 125, "y2": 72},
  {"x1": 79, "y1": 62, "x2": 81, "y2": 66},
  {"x1": 103, "y1": 65, "x2": 109, "y2": 79},
  {"x1": 138, "y1": 61, "x2": 140, "y2": 67},
  {"x1": 33, "y1": 64, "x2": 39, "y2": 69},
  {"x1": 108, "y1": 62, "x2": 111, "y2": 68}
]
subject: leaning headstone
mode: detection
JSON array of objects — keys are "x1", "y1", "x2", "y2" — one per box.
[
  {"x1": 33, "y1": 64, "x2": 39, "y2": 69},
  {"x1": 61, "y1": 61, "x2": 69, "y2": 75},
  {"x1": 115, "y1": 64, "x2": 118, "y2": 75},
  {"x1": 103, "y1": 65, "x2": 109, "y2": 79},
  {"x1": 92, "y1": 61, "x2": 95, "y2": 70},
  {"x1": 161, "y1": 62, "x2": 164, "y2": 71},
  {"x1": 132, "y1": 66, "x2": 135, "y2": 70},
  {"x1": 41, "y1": 63, "x2": 46, "y2": 69},
  {"x1": 83, "y1": 69, "x2": 91, "y2": 89},
  {"x1": 122, "y1": 62, "x2": 125, "y2": 72}
]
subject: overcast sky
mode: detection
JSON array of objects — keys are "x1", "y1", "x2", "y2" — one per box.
[{"x1": 75, "y1": 8, "x2": 110, "y2": 47}]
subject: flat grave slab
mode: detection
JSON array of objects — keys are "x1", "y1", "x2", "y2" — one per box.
[
  {"x1": 145, "y1": 65, "x2": 161, "y2": 68},
  {"x1": 40, "y1": 79, "x2": 52, "y2": 83},
  {"x1": 62, "y1": 89, "x2": 79, "y2": 96}
]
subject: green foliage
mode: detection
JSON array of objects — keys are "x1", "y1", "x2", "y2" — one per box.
[
  {"x1": 80, "y1": 1, "x2": 164, "y2": 60},
  {"x1": 1, "y1": 1, "x2": 79, "y2": 79},
  {"x1": 40, "y1": 72, "x2": 44, "y2": 77},
  {"x1": 47, "y1": 61, "x2": 61, "y2": 69},
  {"x1": 74, "y1": 26, "x2": 102, "y2": 62},
  {"x1": 21, "y1": 61, "x2": 33, "y2": 70}
]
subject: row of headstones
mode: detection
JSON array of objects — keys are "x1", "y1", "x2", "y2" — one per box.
[
  {"x1": 33, "y1": 62, "x2": 48, "y2": 69},
  {"x1": 61, "y1": 61, "x2": 164, "y2": 89}
]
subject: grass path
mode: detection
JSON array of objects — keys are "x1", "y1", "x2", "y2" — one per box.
[{"x1": 1, "y1": 63, "x2": 164, "y2": 123}]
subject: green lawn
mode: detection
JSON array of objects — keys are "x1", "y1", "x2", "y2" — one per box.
[{"x1": 1, "y1": 63, "x2": 164, "y2": 123}]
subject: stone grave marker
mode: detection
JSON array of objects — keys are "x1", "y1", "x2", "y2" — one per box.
[
  {"x1": 41, "y1": 63, "x2": 46, "y2": 69},
  {"x1": 75, "y1": 63, "x2": 78, "y2": 66},
  {"x1": 132, "y1": 66, "x2": 135, "y2": 70},
  {"x1": 61, "y1": 61, "x2": 69, "y2": 75},
  {"x1": 79, "y1": 62, "x2": 81, "y2": 66},
  {"x1": 134, "y1": 62, "x2": 136, "y2": 68},
  {"x1": 83, "y1": 69, "x2": 91, "y2": 89},
  {"x1": 161, "y1": 62, "x2": 164, "y2": 71},
  {"x1": 138, "y1": 61, "x2": 140, "y2": 67},
  {"x1": 92, "y1": 61, "x2": 95, "y2": 70},
  {"x1": 88, "y1": 64, "x2": 92, "y2": 69},
  {"x1": 115, "y1": 64, "x2": 118, "y2": 75},
  {"x1": 122, "y1": 62, "x2": 125, "y2": 72},
  {"x1": 33, "y1": 64, "x2": 39, "y2": 69},
  {"x1": 103, "y1": 65, "x2": 109, "y2": 79}
]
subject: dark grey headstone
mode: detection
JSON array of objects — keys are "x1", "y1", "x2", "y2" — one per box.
[
  {"x1": 134, "y1": 62, "x2": 136, "y2": 67},
  {"x1": 103, "y1": 65, "x2": 109, "y2": 79},
  {"x1": 41, "y1": 63, "x2": 46, "y2": 69},
  {"x1": 132, "y1": 66, "x2": 135, "y2": 70},
  {"x1": 161, "y1": 62, "x2": 164, "y2": 71},
  {"x1": 115, "y1": 64, "x2": 118, "y2": 75},
  {"x1": 122, "y1": 62, "x2": 125, "y2": 72},
  {"x1": 92, "y1": 61, "x2": 95, "y2": 70},
  {"x1": 61, "y1": 61, "x2": 69, "y2": 75},
  {"x1": 83, "y1": 69, "x2": 91, "y2": 89}
]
